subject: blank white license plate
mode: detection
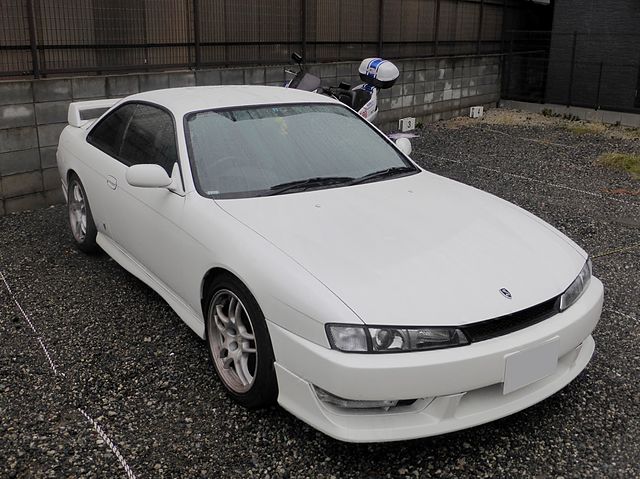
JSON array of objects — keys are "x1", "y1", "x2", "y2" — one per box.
[{"x1": 503, "y1": 338, "x2": 559, "y2": 395}]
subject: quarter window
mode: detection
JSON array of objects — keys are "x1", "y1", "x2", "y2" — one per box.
[
  {"x1": 87, "y1": 103, "x2": 136, "y2": 157},
  {"x1": 120, "y1": 104, "x2": 178, "y2": 175}
]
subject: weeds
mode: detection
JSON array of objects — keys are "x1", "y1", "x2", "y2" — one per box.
[
  {"x1": 597, "y1": 152, "x2": 640, "y2": 179},
  {"x1": 567, "y1": 122, "x2": 606, "y2": 135}
]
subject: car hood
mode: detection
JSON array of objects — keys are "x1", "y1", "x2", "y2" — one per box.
[{"x1": 217, "y1": 172, "x2": 586, "y2": 326}]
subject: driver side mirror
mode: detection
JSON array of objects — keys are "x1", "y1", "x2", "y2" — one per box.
[
  {"x1": 291, "y1": 52, "x2": 303, "y2": 65},
  {"x1": 395, "y1": 137, "x2": 412, "y2": 157},
  {"x1": 126, "y1": 164, "x2": 173, "y2": 189}
]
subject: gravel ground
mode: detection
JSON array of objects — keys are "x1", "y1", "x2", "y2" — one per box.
[{"x1": 1, "y1": 109, "x2": 639, "y2": 478}]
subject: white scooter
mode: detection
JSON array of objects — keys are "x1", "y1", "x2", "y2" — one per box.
[{"x1": 285, "y1": 53, "x2": 399, "y2": 124}]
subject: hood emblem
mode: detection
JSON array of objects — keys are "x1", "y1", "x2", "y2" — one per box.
[{"x1": 499, "y1": 288, "x2": 512, "y2": 299}]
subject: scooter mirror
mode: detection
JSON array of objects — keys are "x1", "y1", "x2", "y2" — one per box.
[
  {"x1": 395, "y1": 137, "x2": 412, "y2": 157},
  {"x1": 291, "y1": 52, "x2": 303, "y2": 64}
]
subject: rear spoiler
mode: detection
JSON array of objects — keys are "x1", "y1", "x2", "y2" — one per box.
[{"x1": 67, "y1": 98, "x2": 122, "y2": 127}]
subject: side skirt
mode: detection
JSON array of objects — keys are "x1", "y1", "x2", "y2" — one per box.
[{"x1": 97, "y1": 232, "x2": 205, "y2": 338}]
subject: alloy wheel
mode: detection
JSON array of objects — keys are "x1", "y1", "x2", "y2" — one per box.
[
  {"x1": 208, "y1": 289, "x2": 258, "y2": 393},
  {"x1": 69, "y1": 181, "x2": 87, "y2": 243}
]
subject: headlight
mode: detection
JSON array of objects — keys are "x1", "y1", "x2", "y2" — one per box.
[
  {"x1": 326, "y1": 324, "x2": 468, "y2": 353},
  {"x1": 559, "y1": 258, "x2": 592, "y2": 311}
]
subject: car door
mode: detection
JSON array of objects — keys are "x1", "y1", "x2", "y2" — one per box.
[
  {"x1": 79, "y1": 103, "x2": 137, "y2": 235},
  {"x1": 104, "y1": 103, "x2": 190, "y2": 299}
]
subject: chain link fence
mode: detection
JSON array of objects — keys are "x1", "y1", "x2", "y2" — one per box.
[
  {"x1": 1, "y1": 0, "x2": 527, "y2": 78},
  {"x1": 502, "y1": 30, "x2": 640, "y2": 114}
]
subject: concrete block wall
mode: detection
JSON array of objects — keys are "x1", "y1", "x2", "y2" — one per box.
[
  {"x1": 374, "y1": 55, "x2": 501, "y2": 131},
  {"x1": 0, "y1": 54, "x2": 500, "y2": 216}
]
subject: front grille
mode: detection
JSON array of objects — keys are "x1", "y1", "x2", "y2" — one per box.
[{"x1": 461, "y1": 296, "x2": 560, "y2": 343}]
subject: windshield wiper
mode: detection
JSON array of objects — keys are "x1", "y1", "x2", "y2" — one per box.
[
  {"x1": 266, "y1": 176, "x2": 355, "y2": 196},
  {"x1": 348, "y1": 166, "x2": 416, "y2": 185}
]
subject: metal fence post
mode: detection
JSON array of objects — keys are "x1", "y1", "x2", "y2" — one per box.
[
  {"x1": 567, "y1": 31, "x2": 577, "y2": 106},
  {"x1": 378, "y1": 0, "x2": 384, "y2": 57},
  {"x1": 26, "y1": 0, "x2": 40, "y2": 79},
  {"x1": 301, "y1": 0, "x2": 307, "y2": 61},
  {"x1": 193, "y1": 0, "x2": 201, "y2": 69},
  {"x1": 636, "y1": 61, "x2": 640, "y2": 108},
  {"x1": 434, "y1": 0, "x2": 441, "y2": 56},
  {"x1": 504, "y1": 33, "x2": 513, "y2": 97},
  {"x1": 595, "y1": 61, "x2": 603, "y2": 110},
  {"x1": 476, "y1": 0, "x2": 484, "y2": 55}
]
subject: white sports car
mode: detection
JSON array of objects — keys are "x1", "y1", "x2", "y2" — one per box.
[{"x1": 56, "y1": 86, "x2": 603, "y2": 443}]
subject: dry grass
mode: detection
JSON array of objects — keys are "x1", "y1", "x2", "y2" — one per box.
[
  {"x1": 566, "y1": 122, "x2": 607, "y2": 135},
  {"x1": 444, "y1": 108, "x2": 640, "y2": 140},
  {"x1": 444, "y1": 108, "x2": 557, "y2": 129},
  {"x1": 597, "y1": 152, "x2": 640, "y2": 179}
]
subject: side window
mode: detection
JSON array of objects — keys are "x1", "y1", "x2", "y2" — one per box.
[
  {"x1": 87, "y1": 103, "x2": 136, "y2": 157},
  {"x1": 120, "y1": 104, "x2": 178, "y2": 175}
]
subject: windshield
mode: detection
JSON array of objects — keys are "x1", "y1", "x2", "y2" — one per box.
[{"x1": 185, "y1": 103, "x2": 417, "y2": 199}]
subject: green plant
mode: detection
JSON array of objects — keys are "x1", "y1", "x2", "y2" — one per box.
[{"x1": 597, "y1": 152, "x2": 640, "y2": 179}]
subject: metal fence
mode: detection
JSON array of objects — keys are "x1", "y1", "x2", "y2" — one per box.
[
  {"x1": 0, "y1": 0, "x2": 524, "y2": 78},
  {"x1": 502, "y1": 30, "x2": 640, "y2": 114}
]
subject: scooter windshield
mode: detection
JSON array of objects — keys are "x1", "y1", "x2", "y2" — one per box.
[{"x1": 289, "y1": 72, "x2": 322, "y2": 92}]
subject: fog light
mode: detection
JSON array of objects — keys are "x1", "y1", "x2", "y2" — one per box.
[{"x1": 314, "y1": 386, "x2": 398, "y2": 409}]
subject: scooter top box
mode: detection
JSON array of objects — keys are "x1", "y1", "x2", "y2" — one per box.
[{"x1": 358, "y1": 58, "x2": 399, "y2": 89}]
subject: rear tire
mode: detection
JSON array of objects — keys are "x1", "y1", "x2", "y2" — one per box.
[
  {"x1": 67, "y1": 174, "x2": 99, "y2": 254},
  {"x1": 205, "y1": 274, "x2": 278, "y2": 409}
]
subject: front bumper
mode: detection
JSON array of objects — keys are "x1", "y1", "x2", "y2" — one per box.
[{"x1": 268, "y1": 277, "x2": 604, "y2": 442}]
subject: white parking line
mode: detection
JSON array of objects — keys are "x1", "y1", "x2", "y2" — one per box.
[
  {"x1": 37, "y1": 337, "x2": 59, "y2": 376},
  {"x1": 1, "y1": 271, "x2": 38, "y2": 334},
  {"x1": 420, "y1": 153, "x2": 639, "y2": 208},
  {"x1": 78, "y1": 408, "x2": 138, "y2": 479},
  {"x1": 477, "y1": 126, "x2": 578, "y2": 149},
  {"x1": 604, "y1": 308, "x2": 638, "y2": 323},
  {"x1": 1, "y1": 270, "x2": 59, "y2": 375},
  {"x1": 592, "y1": 242, "x2": 640, "y2": 259},
  {"x1": 1, "y1": 269, "x2": 138, "y2": 479}
]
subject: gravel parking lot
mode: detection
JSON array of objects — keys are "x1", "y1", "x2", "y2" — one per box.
[{"x1": 1, "y1": 109, "x2": 638, "y2": 478}]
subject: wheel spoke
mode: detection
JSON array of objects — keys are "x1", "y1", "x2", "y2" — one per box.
[
  {"x1": 228, "y1": 297, "x2": 238, "y2": 324},
  {"x1": 215, "y1": 304, "x2": 230, "y2": 331},
  {"x1": 221, "y1": 356, "x2": 234, "y2": 370},
  {"x1": 237, "y1": 324, "x2": 254, "y2": 341},
  {"x1": 236, "y1": 354, "x2": 253, "y2": 386},
  {"x1": 75, "y1": 219, "x2": 83, "y2": 239},
  {"x1": 234, "y1": 301, "x2": 243, "y2": 325}
]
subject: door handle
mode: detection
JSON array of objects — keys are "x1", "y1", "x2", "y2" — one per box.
[{"x1": 107, "y1": 176, "x2": 117, "y2": 190}]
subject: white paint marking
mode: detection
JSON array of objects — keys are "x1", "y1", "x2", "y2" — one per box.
[
  {"x1": 604, "y1": 308, "x2": 638, "y2": 323},
  {"x1": 78, "y1": 408, "x2": 138, "y2": 479},
  {"x1": 479, "y1": 126, "x2": 578, "y2": 149},
  {"x1": 37, "y1": 337, "x2": 58, "y2": 376},
  {"x1": 2, "y1": 268, "x2": 138, "y2": 477},
  {"x1": 1, "y1": 271, "x2": 38, "y2": 333},
  {"x1": 421, "y1": 153, "x2": 639, "y2": 208}
]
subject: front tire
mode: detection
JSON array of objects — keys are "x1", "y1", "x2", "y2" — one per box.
[
  {"x1": 205, "y1": 274, "x2": 278, "y2": 408},
  {"x1": 67, "y1": 174, "x2": 99, "y2": 254}
]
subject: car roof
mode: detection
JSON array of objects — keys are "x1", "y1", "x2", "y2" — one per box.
[{"x1": 123, "y1": 85, "x2": 339, "y2": 117}]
